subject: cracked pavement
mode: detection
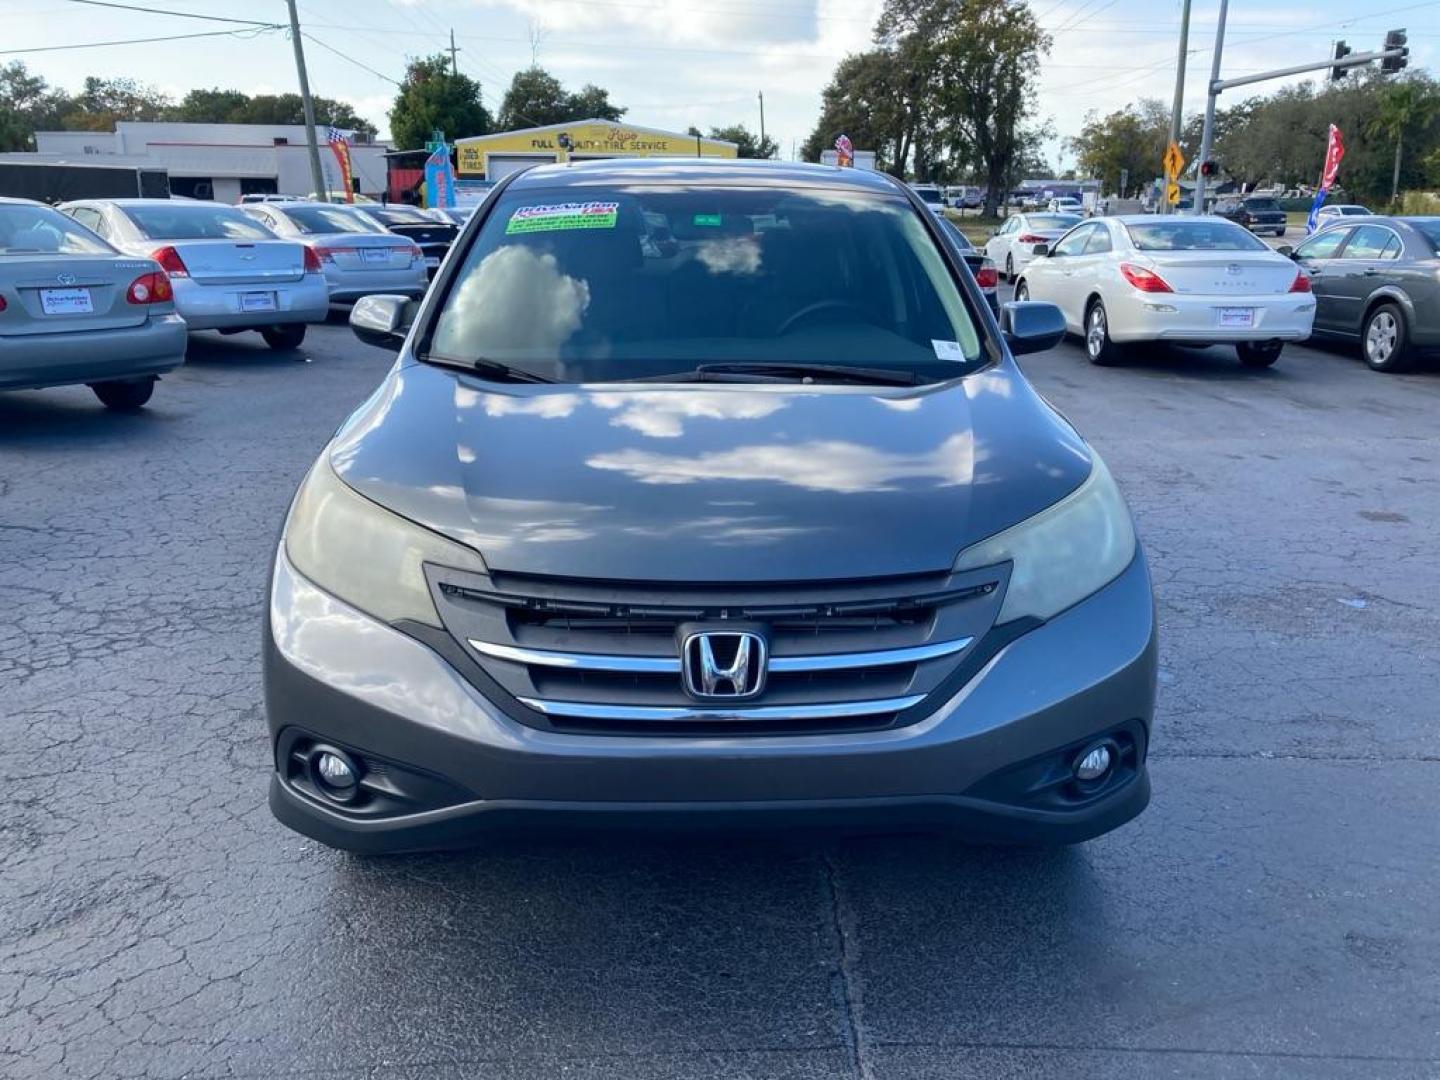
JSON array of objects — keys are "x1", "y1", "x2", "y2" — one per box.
[{"x1": 2, "y1": 309, "x2": 1437, "y2": 1079}]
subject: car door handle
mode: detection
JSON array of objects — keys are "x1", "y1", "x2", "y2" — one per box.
[{"x1": 1362, "y1": 268, "x2": 1380, "y2": 276}]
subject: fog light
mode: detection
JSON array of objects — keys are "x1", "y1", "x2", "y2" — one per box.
[
  {"x1": 1074, "y1": 743, "x2": 1114, "y2": 783},
  {"x1": 309, "y1": 747, "x2": 360, "y2": 802}
]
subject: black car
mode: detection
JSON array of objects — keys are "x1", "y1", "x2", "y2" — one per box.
[
  {"x1": 1213, "y1": 196, "x2": 1287, "y2": 237},
  {"x1": 1285, "y1": 216, "x2": 1440, "y2": 372},
  {"x1": 347, "y1": 205, "x2": 458, "y2": 278},
  {"x1": 937, "y1": 218, "x2": 1000, "y2": 316}
]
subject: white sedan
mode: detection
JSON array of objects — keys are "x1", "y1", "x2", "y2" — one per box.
[
  {"x1": 1012, "y1": 215, "x2": 1316, "y2": 367},
  {"x1": 984, "y1": 212, "x2": 1083, "y2": 282}
]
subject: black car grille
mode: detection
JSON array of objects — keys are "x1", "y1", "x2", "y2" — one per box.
[{"x1": 426, "y1": 564, "x2": 1009, "y2": 736}]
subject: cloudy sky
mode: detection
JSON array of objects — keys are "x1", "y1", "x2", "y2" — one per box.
[{"x1": 9, "y1": 0, "x2": 1437, "y2": 167}]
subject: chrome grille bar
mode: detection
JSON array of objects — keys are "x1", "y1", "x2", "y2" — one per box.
[
  {"x1": 516, "y1": 695, "x2": 927, "y2": 722},
  {"x1": 470, "y1": 636, "x2": 972, "y2": 674}
]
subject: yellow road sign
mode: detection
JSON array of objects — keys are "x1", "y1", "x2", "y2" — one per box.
[
  {"x1": 1166, "y1": 181, "x2": 1182, "y2": 206},
  {"x1": 1163, "y1": 141, "x2": 1185, "y2": 179}
]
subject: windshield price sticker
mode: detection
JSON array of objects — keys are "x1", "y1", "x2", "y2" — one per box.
[
  {"x1": 506, "y1": 202, "x2": 619, "y2": 234},
  {"x1": 931, "y1": 339, "x2": 967, "y2": 362}
]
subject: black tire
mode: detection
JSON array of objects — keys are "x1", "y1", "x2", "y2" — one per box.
[
  {"x1": 90, "y1": 377, "x2": 155, "y2": 411},
  {"x1": 1005, "y1": 254, "x2": 1014, "y2": 283},
  {"x1": 261, "y1": 324, "x2": 307, "y2": 350},
  {"x1": 1084, "y1": 299, "x2": 1122, "y2": 366},
  {"x1": 1013, "y1": 280, "x2": 1029, "y2": 303},
  {"x1": 1237, "y1": 340, "x2": 1284, "y2": 367},
  {"x1": 1361, "y1": 302, "x2": 1413, "y2": 373}
]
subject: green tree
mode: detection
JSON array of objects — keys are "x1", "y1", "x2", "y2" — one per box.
[
  {"x1": 61, "y1": 75, "x2": 171, "y2": 131},
  {"x1": 496, "y1": 67, "x2": 626, "y2": 131},
  {"x1": 707, "y1": 123, "x2": 777, "y2": 159},
  {"x1": 1369, "y1": 79, "x2": 1440, "y2": 202},
  {"x1": 0, "y1": 61, "x2": 72, "y2": 151},
  {"x1": 173, "y1": 88, "x2": 377, "y2": 136},
  {"x1": 801, "y1": 50, "x2": 910, "y2": 173},
  {"x1": 388, "y1": 54, "x2": 489, "y2": 150},
  {"x1": 1068, "y1": 99, "x2": 1170, "y2": 196}
]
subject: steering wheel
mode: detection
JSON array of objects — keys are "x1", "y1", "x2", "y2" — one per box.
[{"x1": 777, "y1": 300, "x2": 875, "y2": 336}]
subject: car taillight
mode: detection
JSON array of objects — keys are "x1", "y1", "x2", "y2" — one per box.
[
  {"x1": 0, "y1": 294, "x2": 7, "y2": 313},
  {"x1": 1289, "y1": 271, "x2": 1312, "y2": 293},
  {"x1": 151, "y1": 245, "x2": 189, "y2": 278},
  {"x1": 1119, "y1": 263, "x2": 1173, "y2": 293},
  {"x1": 303, "y1": 246, "x2": 324, "y2": 272},
  {"x1": 126, "y1": 270, "x2": 173, "y2": 305},
  {"x1": 407, "y1": 244, "x2": 423, "y2": 262},
  {"x1": 974, "y1": 264, "x2": 999, "y2": 289},
  {"x1": 1017, "y1": 233, "x2": 1046, "y2": 244}
]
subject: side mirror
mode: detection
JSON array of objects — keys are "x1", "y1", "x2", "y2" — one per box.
[
  {"x1": 350, "y1": 294, "x2": 417, "y2": 350},
  {"x1": 1001, "y1": 301, "x2": 1066, "y2": 357},
  {"x1": 1277, "y1": 245, "x2": 1295, "y2": 258},
  {"x1": 1031, "y1": 242, "x2": 1050, "y2": 257}
]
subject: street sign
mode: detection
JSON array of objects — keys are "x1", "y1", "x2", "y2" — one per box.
[
  {"x1": 1163, "y1": 141, "x2": 1185, "y2": 179},
  {"x1": 1166, "y1": 181, "x2": 1181, "y2": 206}
]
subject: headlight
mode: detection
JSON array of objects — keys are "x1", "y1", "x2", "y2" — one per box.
[
  {"x1": 954, "y1": 450, "x2": 1135, "y2": 624},
  {"x1": 283, "y1": 455, "x2": 485, "y2": 627}
]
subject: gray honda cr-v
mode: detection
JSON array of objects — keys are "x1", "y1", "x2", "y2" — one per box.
[{"x1": 264, "y1": 159, "x2": 1156, "y2": 853}]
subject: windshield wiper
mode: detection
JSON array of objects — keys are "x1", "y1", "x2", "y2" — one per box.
[
  {"x1": 644, "y1": 362, "x2": 925, "y2": 386},
  {"x1": 420, "y1": 354, "x2": 556, "y2": 383}
]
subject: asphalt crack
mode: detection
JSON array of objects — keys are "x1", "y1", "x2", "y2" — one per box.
[{"x1": 820, "y1": 849, "x2": 871, "y2": 1080}]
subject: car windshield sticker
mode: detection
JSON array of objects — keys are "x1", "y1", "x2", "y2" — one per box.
[
  {"x1": 506, "y1": 202, "x2": 619, "y2": 235},
  {"x1": 692, "y1": 213, "x2": 723, "y2": 227},
  {"x1": 931, "y1": 339, "x2": 966, "y2": 363}
]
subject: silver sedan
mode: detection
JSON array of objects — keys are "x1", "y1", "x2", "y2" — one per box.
[
  {"x1": 58, "y1": 199, "x2": 328, "y2": 350},
  {"x1": 0, "y1": 198, "x2": 185, "y2": 410},
  {"x1": 239, "y1": 202, "x2": 428, "y2": 303}
]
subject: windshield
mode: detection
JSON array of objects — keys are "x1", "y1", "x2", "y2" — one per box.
[
  {"x1": 426, "y1": 183, "x2": 984, "y2": 383},
  {"x1": 1028, "y1": 214, "x2": 1082, "y2": 231},
  {"x1": 283, "y1": 206, "x2": 383, "y2": 235},
  {"x1": 122, "y1": 204, "x2": 273, "y2": 241},
  {"x1": 1124, "y1": 220, "x2": 1266, "y2": 251},
  {"x1": 1244, "y1": 199, "x2": 1280, "y2": 211},
  {"x1": 0, "y1": 203, "x2": 114, "y2": 255},
  {"x1": 914, "y1": 187, "x2": 943, "y2": 205}
]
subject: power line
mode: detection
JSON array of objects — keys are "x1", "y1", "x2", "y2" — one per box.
[
  {"x1": 58, "y1": 0, "x2": 279, "y2": 27},
  {"x1": 301, "y1": 31, "x2": 400, "y2": 85},
  {"x1": 0, "y1": 27, "x2": 275, "y2": 56}
]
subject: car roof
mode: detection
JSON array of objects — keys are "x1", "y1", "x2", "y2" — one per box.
[
  {"x1": 0, "y1": 196, "x2": 51, "y2": 207},
  {"x1": 61, "y1": 198, "x2": 242, "y2": 207},
  {"x1": 506, "y1": 157, "x2": 904, "y2": 196}
]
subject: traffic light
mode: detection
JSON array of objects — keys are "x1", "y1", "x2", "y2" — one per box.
[
  {"x1": 1199, "y1": 160, "x2": 1219, "y2": 179},
  {"x1": 1381, "y1": 29, "x2": 1408, "y2": 73},
  {"x1": 1329, "y1": 40, "x2": 1351, "y2": 81}
]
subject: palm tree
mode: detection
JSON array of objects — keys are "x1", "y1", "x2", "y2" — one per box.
[{"x1": 1369, "y1": 82, "x2": 1440, "y2": 203}]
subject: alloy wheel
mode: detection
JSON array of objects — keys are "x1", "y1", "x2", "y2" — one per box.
[
  {"x1": 1087, "y1": 306, "x2": 1107, "y2": 359},
  {"x1": 1365, "y1": 311, "x2": 1397, "y2": 365}
]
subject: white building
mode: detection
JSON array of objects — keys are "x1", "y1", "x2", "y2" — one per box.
[{"x1": 27, "y1": 122, "x2": 390, "y2": 202}]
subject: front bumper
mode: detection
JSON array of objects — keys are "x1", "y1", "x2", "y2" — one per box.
[
  {"x1": 0, "y1": 313, "x2": 187, "y2": 391},
  {"x1": 264, "y1": 548, "x2": 1158, "y2": 852},
  {"x1": 173, "y1": 274, "x2": 329, "y2": 331},
  {"x1": 1108, "y1": 290, "x2": 1315, "y2": 344}
]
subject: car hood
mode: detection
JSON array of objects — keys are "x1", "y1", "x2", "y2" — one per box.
[{"x1": 328, "y1": 358, "x2": 1093, "y2": 582}]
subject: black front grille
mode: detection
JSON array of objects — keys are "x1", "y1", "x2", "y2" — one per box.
[{"x1": 426, "y1": 564, "x2": 1009, "y2": 736}]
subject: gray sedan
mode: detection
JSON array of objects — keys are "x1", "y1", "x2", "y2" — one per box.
[
  {"x1": 239, "y1": 202, "x2": 428, "y2": 303},
  {"x1": 1288, "y1": 216, "x2": 1440, "y2": 372},
  {"x1": 0, "y1": 198, "x2": 185, "y2": 410}
]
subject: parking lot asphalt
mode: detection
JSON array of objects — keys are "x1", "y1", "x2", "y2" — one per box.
[{"x1": 2, "y1": 311, "x2": 1438, "y2": 1080}]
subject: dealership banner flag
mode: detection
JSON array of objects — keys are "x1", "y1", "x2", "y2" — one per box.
[
  {"x1": 425, "y1": 143, "x2": 456, "y2": 209},
  {"x1": 326, "y1": 127, "x2": 354, "y2": 203},
  {"x1": 1306, "y1": 124, "x2": 1346, "y2": 234}
]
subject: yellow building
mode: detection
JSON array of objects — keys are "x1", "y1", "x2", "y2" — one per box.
[{"x1": 455, "y1": 120, "x2": 738, "y2": 181}]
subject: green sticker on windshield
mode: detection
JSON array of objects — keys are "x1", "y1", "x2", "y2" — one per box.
[
  {"x1": 692, "y1": 213, "x2": 722, "y2": 227},
  {"x1": 506, "y1": 202, "x2": 619, "y2": 234}
]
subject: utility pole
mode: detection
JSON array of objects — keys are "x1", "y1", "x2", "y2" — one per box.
[
  {"x1": 285, "y1": 0, "x2": 327, "y2": 201},
  {"x1": 757, "y1": 91, "x2": 766, "y2": 146},
  {"x1": 1168, "y1": 0, "x2": 1192, "y2": 175},
  {"x1": 1193, "y1": 0, "x2": 1229, "y2": 215},
  {"x1": 447, "y1": 29, "x2": 460, "y2": 77}
]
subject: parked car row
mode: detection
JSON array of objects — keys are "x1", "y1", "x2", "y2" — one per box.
[{"x1": 1, "y1": 195, "x2": 457, "y2": 411}]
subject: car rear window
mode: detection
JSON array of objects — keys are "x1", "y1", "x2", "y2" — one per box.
[
  {"x1": 122, "y1": 204, "x2": 273, "y2": 241},
  {"x1": 1028, "y1": 214, "x2": 1082, "y2": 231},
  {"x1": 1124, "y1": 220, "x2": 1266, "y2": 251},
  {"x1": 1405, "y1": 218, "x2": 1440, "y2": 251},
  {"x1": 369, "y1": 206, "x2": 433, "y2": 226},
  {"x1": 283, "y1": 206, "x2": 383, "y2": 235},
  {"x1": 0, "y1": 204, "x2": 114, "y2": 255},
  {"x1": 427, "y1": 183, "x2": 984, "y2": 382}
]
